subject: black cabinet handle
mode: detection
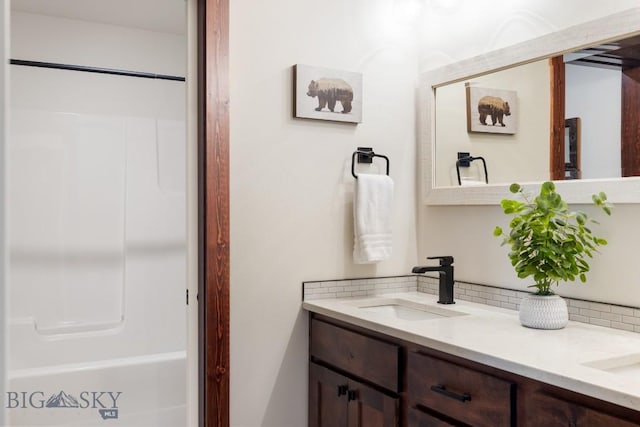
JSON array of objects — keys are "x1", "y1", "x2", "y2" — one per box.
[
  {"x1": 430, "y1": 384, "x2": 471, "y2": 402},
  {"x1": 337, "y1": 385, "x2": 348, "y2": 397},
  {"x1": 347, "y1": 390, "x2": 357, "y2": 401}
]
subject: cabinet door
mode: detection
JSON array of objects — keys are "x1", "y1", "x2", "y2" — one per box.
[
  {"x1": 347, "y1": 377, "x2": 398, "y2": 427},
  {"x1": 523, "y1": 391, "x2": 640, "y2": 427},
  {"x1": 309, "y1": 363, "x2": 348, "y2": 427}
]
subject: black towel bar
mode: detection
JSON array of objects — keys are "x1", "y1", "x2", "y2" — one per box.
[
  {"x1": 455, "y1": 156, "x2": 488, "y2": 185},
  {"x1": 351, "y1": 149, "x2": 390, "y2": 179}
]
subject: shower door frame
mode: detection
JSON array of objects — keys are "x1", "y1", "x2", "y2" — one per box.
[
  {"x1": 197, "y1": 0, "x2": 230, "y2": 426},
  {"x1": 0, "y1": 0, "x2": 7, "y2": 423}
]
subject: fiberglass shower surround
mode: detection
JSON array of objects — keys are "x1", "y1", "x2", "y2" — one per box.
[{"x1": 7, "y1": 58, "x2": 188, "y2": 426}]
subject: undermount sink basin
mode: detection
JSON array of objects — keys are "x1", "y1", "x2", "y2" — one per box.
[
  {"x1": 583, "y1": 353, "x2": 640, "y2": 380},
  {"x1": 351, "y1": 298, "x2": 467, "y2": 321}
]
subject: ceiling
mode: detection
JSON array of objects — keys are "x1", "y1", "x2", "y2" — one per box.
[
  {"x1": 565, "y1": 34, "x2": 640, "y2": 70},
  {"x1": 11, "y1": 0, "x2": 186, "y2": 35}
]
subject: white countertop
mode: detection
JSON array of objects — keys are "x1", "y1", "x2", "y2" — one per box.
[{"x1": 303, "y1": 292, "x2": 640, "y2": 411}]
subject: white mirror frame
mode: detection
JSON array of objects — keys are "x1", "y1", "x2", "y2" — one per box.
[{"x1": 422, "y1": 8, "x2": 640, "y2": 205}]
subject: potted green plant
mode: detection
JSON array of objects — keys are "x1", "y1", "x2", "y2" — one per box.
[{"x1": 493, "y1": 181, "x2": 611, "y2": 329}]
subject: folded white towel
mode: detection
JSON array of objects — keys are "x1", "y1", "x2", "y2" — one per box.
[
  {"x1": 353, "y1": 174, "x2": 393, "y2": 264},
  {"x1": 460, "y1": 178, "x2": 486, "y2": 186}
]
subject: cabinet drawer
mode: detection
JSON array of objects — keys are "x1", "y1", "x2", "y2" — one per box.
[
  {"x1": 522, "y1": 391, "x2": 640, "y2": 427},
  {"x1": 408, "y1": 351, "x2": 515, "y2": 427},
  {"x1": 310, "y1": 318, "x2": 400, "y2": 392}
]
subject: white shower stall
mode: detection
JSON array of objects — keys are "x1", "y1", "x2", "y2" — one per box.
[{"x1": 4, "y1": 3, "x2": 190, "y2": 426}]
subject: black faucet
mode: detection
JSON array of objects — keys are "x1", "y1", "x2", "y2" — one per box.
[{"x1": 412, "y1": 256, "x2": 455, "y2": 304}]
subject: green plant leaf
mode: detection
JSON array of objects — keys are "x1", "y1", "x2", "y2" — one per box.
[{"x1": 495, "y1": 181, "x2": 611, "y2": 292}]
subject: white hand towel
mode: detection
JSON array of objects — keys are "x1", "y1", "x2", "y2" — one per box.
[{"x1": 353, "y1": 174, "x2": 393, "y2": 264}]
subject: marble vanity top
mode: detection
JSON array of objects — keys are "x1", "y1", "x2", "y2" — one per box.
[{"x1": 303, "y1": 291, "x2": 640, "y2": 411}]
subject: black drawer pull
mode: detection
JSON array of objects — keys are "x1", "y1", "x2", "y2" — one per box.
[
  {"x1": 430, "y1": 384, "x2": 471, "y2": 402},
  {"x1": 337, "y1": 385, "x2": 348, "y2": 397},
  {"x1": 347, "y1": 390, "x2": 357, "y2": 401}
]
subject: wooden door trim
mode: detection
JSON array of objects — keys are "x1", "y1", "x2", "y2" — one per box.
[
  {"x1": 549, "y1": 56, "x2": 566, "y2": 181},
  {"x1": 621, "y1": 66, "x2": 640, "y2": 177},
  {"x1": 198, "y1": 0, "x2": 230, "y2": 425}
]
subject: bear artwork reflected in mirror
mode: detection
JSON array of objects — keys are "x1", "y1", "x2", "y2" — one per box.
[
  {"x1": 478, "y1": 95, "x2": 511, "y2": 127},
  {"x1": 465, "y1": 85, "x2": 517, "y2": 135},
  {"x1": 306, "y1": 78, "x2": 353, "y2": 114}
]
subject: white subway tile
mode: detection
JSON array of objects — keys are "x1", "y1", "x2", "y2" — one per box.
[
  {"x1": 569, "y1": 314, "x2": 588, "y2": 323},
  {"x1": 501, "y1": 302, "x2": 517, "y2": 311},
  {"x1": 600, "y1": 312, "x2": 623, "y2": 322},
  {"x1": 569, "y1": 299, "x2": 590, "y2": 309},
  {"x1": 579, "y1": 309, "x2": 602, "y2": 318},
  {"x1": 622, "y1": 316, "x2": 640, "y2": 325},
  {"x1": 611, "y1": 321, "x2": 635, "y2": 332},
  {"x1": 588, "y1": 302, "x2": 611, "y2": 313},
  {"x1": 611, "y1": 306, "x2": 635, "y2": 316},
  {"x1": 589, "y1": 318, "x2": 611, "y2": 328}
]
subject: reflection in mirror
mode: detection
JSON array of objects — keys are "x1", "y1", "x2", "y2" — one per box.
[
  {"x1": 563, "y1": 44, "x2": 624, "y2": 179},
  {"x1": 434, "y1": 33, "x2": 640, "y2": 187},
  {"x1": 422, "y1": 8, "x2": 640, "y2": 205},
  {"x1": 434, "y1": 60, "x2": 549, "y2": 187},
  {"x1": 564, "y1": 117, "x2": 580, "y2": 180}
]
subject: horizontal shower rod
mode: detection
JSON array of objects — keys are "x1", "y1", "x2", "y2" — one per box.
[{"x1": 9, "y1": 59, "x2": 186, "y2": 82}]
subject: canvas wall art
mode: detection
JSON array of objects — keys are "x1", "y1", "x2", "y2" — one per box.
[
  {"x1": 294, "y1": 64, "x2": 362, "y2": 124},
  {"x1": 466, "y1": 85, "x2": 517, "y2": 134}
]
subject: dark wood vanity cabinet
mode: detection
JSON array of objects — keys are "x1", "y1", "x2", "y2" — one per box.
[
  {"x1": 308, "y1": 313, "x2": 640, "y2": 427},
  {"x1": 309, "y1": 318, "x2": 400, "y2": 427}
]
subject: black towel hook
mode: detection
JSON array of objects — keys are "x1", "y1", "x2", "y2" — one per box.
[{"x1": 351, "y1": 147, "x2": 390, "y2": 179}]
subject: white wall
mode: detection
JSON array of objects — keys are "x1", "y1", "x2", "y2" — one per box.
[
  {"x1": 229, "y1": 0, "x2": 419, "y2": 425},
  {"x1": 566, "y1": 63, "x2": 621, "y2": 179},
  {"x1": 231, "y1": 2, "x2": 640, "y2": 426},
  {"x1": 418, "y1": 2, "x2": 640, "y2": 309}
]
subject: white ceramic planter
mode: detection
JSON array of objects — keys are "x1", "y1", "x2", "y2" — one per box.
[{"x1": 519, "y1": 294, "x2": 568, "y2": 330}]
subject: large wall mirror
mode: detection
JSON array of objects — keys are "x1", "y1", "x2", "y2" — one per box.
[{"x1": 422, "y1": 8, "x2": 640, "y2": 205}]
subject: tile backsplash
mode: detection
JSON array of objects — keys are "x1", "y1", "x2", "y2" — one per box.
[
  {"x1": 303, "y1": 275, "x2": 640, "y2": 334},
  {"x1": 303, "y1": 276, "x2": 417, "y2": 300}
]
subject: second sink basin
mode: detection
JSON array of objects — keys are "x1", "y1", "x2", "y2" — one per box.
[
  {"x1": 583, "y1": 353, "x2": 640, "y2": 381},
  {"x1": 351, "y1": 297, "x2": 467, "y2": 321}
]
